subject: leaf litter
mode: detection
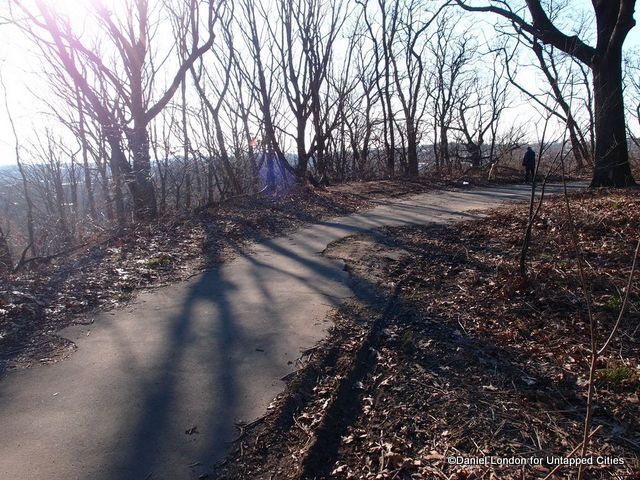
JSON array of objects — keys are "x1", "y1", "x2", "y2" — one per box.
[{"x1": 214, "y1": 187, "x2": 639, "y2": 479}]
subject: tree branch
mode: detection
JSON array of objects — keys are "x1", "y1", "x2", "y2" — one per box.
[{"x1": 454, "y1": 0, "x2": 596, "y2": 65}]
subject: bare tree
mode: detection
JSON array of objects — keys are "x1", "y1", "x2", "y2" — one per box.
[
  {"x1": 265, "y1": 0, "x2": 347, "y2": 184},
  {"x1": 359, "y1": 0, "x2": 401, "y2": 176},
  {"x1": 455, "y1": 0, "x2": 637, "y2": 187},
  {"x1": 1, "y1": 71, "x2": 35, "y2": 257},
  {"x1": 390, "y1": 1, "x2": 442, "y2": 177},
  {"x1": 344, "y1": 36, "x2": 379, "y2": 179},
  {"x1": 237, "y1": 0, "x2": 293, "y2": 191},
  {"x1": 12, "y1": 0, "x2": 223, "y2": 218},
  {"x1": 430, "y1": 14, "x2": 475, "y2": 172},
  {"x1": 453, "y1": 55, "x2": 510, "y2": 168},
  {"x1": 189, "y1": 3, "x2": 242, "y2": 195},
  {"x1": 498, "y1": 23, "x2": 593, "y2": 171}
]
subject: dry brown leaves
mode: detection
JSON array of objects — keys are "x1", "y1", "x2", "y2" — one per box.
[{"x1": 216, "y1": 187, "x2": 639, "y2": 480}]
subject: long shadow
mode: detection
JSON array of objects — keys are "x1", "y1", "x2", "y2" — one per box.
[
  {"x1": 102, "y1": 205, "x2": 314, "y2": 478},
  {"x1": 203, "y1": 224, "x2": 518, "y2": 478},
  {"x1": 95, "y1": 184, "x2": 584, "y2": 479},
  {"x1": 105, "y1": 244, "x2": 244, "y2": 478},
  {"x1": 295, "y1": 236, "x2": 636, "y2": 479},
  {"x1": 100, "y1": 202, "x2": 418, "y2": 478},
  {"x1": 0, "y1": 183, "x2": 579, "y2": 376},
  {"x1": 101, "y1": 209, "x2": 354, "y2": 479}
]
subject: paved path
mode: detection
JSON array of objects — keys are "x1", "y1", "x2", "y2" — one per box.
[{"x1": 0, "y1": 184, "x2": 581, "y2": 479}]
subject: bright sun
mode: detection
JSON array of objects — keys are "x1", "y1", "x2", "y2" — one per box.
[
  {"x1": 39, "y1": 0, "x2": 131, "y2": 30},
  {"x1": 37, "y1": 0, "x2": 93, "y2": 24}
]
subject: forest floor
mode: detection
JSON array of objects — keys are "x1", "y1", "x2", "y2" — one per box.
[
  {"x1": 214, "y1": 187, "x2": 640, "y2": 479},
  {"x1": 0, "y1": 178, "x2": 468, "y2": 376}
]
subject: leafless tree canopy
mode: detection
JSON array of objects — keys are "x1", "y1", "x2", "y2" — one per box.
[{"x1": 0, "y1": 0, "x2": 637, "y2": 263}]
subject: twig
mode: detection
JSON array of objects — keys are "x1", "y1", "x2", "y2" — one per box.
[
  {"x1": 13, "y1": 241, "x2": 92, "y2": 272},
  {"x1": 542, "y1": 425, "x2": 602, "y2": 480},
  {"x1": 198, "y1": 185, "x2": 271, "y2": 212},
  {"x1": 12, "y1": 240, "x2": 34, "y2": 273},
  {"x1": 597, "y1": 239, "x2": 640, "y2": 355},
  {"x1": 560, "y1": 156, "x2": 597, "y2": 480},
  {"x1": 519, "y1": 145, "x2": 564, "y2": 280}
]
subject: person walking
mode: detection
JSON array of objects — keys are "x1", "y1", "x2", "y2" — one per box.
[{"x1": 522, "y1": 146, "x2": 536, "y2": 183}]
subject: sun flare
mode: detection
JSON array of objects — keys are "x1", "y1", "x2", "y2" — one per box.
[{"x1": 35, "y1": 0, "x2": 141, "y2": 35}]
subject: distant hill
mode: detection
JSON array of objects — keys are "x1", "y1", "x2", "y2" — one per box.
[
  {"x1": 0, "y1": 164, "x2": 18, "y2": 174},
  {"x1": 0, "y1": 164, "x2": 20, "y2": 187}
]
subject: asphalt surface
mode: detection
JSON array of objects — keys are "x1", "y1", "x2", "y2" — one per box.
[{"x1": 0, "y1": 183, "x2": 582, "y2": 479}]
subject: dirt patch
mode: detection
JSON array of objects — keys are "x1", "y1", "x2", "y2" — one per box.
[{"x1": 214, "y1": 188, "x2": 639, "y2": 479}]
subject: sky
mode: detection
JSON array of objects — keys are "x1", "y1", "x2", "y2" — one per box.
[{"x1": 0, "y1": 0, "x2": 639, "y2": 166}]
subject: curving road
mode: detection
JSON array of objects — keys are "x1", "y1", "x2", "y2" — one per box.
[{"x1": 0, "y1": 184, "x2": 582, "y2": 480}]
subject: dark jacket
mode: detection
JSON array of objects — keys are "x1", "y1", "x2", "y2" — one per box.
[{"x1": 523, "y1": 148, "x2": 535, "y2": 167}]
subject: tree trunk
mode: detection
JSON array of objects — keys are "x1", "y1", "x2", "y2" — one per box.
[
  {"x1": 52, "y1": 163, "x2": 70, "y2": 242},
  {"x1": 567, "y1": 122, "x2": 588, "y2": 171},
  {"x1": 76, "y1": 91, "x2": 97, "y2": 221},
  {"x1": 127, "y1": 127, "x2": 158, "y2": 219},
  {"x1": 406, "y1": 121, "x2": 419, "y2": 177},
  {"x1": 240, "y1": 114, "x2": 259, "y2": 191},
  {"x1": 0, "y1": 226, "x2": 12, "y2": 273},
  {"x1": 470, "y1": 142, "x2": 482, "y2": 168},
  {"x1": 440, "y1": 125, "x2": 450, "y2": 171},
  {"x1": 295, "y1": 121, "x2": 309, "y2": 182},
  {"x1": 384, "y1": 102, "x2": 395, "y2": 177},
  {"x1": 181, "y1": 81, "x2": 192, "y2": 211},
  {"x1": 266, "y1": 148, "x2": 277, "y2": 193},
  {"x1": 16, "y1": 159, "x2": 36, "y2": 256},
  {"x1": 96, "y1": 141, "x2": 115, "y2": 223},
  {"x1": 213, "y1": 113, "x2": 242, "y2": 195},
  {"x1": 205, "y1": 155, "x2": 215, "y2": 204},
  {"x1": 106, "y1": 137, "x2": 129, "y2": 226},
  {"x1": 590, "y1": 54, "x2": 636, "y2": 186}
]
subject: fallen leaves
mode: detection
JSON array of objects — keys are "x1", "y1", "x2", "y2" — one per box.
[{"x1": 214, "y1": 187, "x2": 640, "y2": 479}]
